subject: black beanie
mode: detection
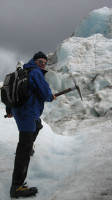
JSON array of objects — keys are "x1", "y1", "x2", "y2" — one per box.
[{"x1": 33, "y1": 51, "x2": 48, "y2": 61}]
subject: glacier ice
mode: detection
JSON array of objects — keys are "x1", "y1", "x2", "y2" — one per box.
[
  {"x1": 75, "y1": 7, "x2": 112, "y2": 38},
  {"x1": 44, "y1": 32, "x2": 112, "y2": 134}
]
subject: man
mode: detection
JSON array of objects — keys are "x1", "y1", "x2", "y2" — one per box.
[{"x1": 8, "y1": 51, "x2": 56, "y2": 198}]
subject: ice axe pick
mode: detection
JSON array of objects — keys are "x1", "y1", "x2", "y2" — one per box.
[{"x1": 54, "y1": 80, "x2": 83, "y2": 101}]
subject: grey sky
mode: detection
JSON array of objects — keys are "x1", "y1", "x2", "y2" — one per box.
[{"x1": 0, "y1": 0, "x2": 112, "y2": 60}]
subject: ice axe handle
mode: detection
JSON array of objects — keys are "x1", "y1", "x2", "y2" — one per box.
[{"x1": 54, "y1": 88, "x2": 73, "y2": 97}]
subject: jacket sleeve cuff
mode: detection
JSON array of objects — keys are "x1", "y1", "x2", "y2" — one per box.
[
  {"x1": 46, "y1": 94, "x2": 54, "y2": 102},
  {"x1": 6, "y1": 106, "x2": 12, "y2": 115}
]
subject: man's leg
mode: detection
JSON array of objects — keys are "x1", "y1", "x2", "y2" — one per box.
[
  {"x1": 30, "y1": 119, "x2": 43, "y2": 156},
  {"x1": 10, "y1": 131, "x2": 38, "y2": 198},
  {"x1": 11, "y1": 131, "x2": 34, "y2": 186},
  {"x1": 33, "y1": 118, "x2": 43, "y2": 142}
]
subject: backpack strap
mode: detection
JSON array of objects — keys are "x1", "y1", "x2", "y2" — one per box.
[
  {"x1": 25, "y1": 67, "x2": 38, "y2": 104},
  {"x1": 12, "y1": 71, "x2": 18, "y2": 103}
]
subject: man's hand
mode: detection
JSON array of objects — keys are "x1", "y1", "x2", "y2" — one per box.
[
  {"x1": 4, "y1": 114, "x2": 13, "y2": 118},
  {"x1": 5, "y1": 106, "x2": 12, "y2": 118},
  {"x1": 53, "y1": 95, "x2": 56, "y2": 100},
  {"x1": 7, "y1": 114, "x2": 13, "y2": 118}
]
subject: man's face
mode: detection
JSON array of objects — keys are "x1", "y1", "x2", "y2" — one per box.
[{"x1": 35, "y1": 58, "x2": 47, "y2": 70}]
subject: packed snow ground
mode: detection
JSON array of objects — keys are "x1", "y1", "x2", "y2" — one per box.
[{"x1": 1, "y1": 104, "x2": 112, "y2": 200}]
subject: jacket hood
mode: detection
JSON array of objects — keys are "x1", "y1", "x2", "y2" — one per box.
[
  {"x1": 23, "y1": 59, "x2": 48, "y2": 74},
  {"x1": 23, "y1": 59, "x2": 37, "y2": 69}
]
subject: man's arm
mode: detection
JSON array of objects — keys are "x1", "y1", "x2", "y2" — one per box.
[{"x1": 30, "y1": 70, "x2": 55, "y2": 102}]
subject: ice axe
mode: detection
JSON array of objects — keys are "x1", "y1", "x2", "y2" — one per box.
[
  {"x1": 72, "y1": 78, "x2": 83, "y2": 101},
  {"x1": 54, "y1": 80, "x2": 83, "y2": 101}
]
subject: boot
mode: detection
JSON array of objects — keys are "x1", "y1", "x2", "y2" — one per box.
[{"x1": 10, "y1": 182, "x2": 38, "y2": 198}]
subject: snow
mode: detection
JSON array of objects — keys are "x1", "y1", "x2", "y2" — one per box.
[{"x1": 1, "y1": 6, "x2": 112, "y2": 200}]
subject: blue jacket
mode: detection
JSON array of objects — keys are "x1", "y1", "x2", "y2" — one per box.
[{"x1": 12, "y1": 59, "x2": 53, "y2": 132}]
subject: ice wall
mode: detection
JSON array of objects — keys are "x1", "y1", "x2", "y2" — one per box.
[
  {"x1": 75, "y1": 7, "x2": 112, "y2": 38},
  {"x1": 44, "y1": 33, "x2": 112, "y2": 135}
]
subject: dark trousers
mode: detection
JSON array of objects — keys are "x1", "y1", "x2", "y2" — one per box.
[
  {"x1": 11, "y1": 119, "x2": 43, "y2": 186},
  {"x1": 33, "y1": 119, "x2": 43, "y2": 142}
]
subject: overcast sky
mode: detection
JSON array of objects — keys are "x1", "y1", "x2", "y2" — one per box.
[{"x1": 0, "y1": 0, "x2": 112, "y2": 61}]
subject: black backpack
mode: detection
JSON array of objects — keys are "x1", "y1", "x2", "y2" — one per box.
[{"x1": 1, "y1": 67, "x2": 32, "y2": 107}]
